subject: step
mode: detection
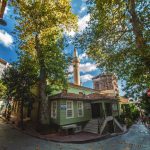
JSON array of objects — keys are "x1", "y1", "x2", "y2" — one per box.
[{"x1": 84, "y1": 125, "x2": 98, "y2": 129}]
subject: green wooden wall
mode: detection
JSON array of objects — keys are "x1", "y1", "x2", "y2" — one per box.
[
  {"x1": 50, "y1": 99, "x2": 119, "y2": 126},
  {"x1": 50, "y1": 99, "x2": 92, "y2": 126}
]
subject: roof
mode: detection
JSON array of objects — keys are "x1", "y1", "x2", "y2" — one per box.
[
  {"x1": 0, "y1": 58, "x2": 7, "y2": 65},
  {"x1": 119, "y1": 97, "x2": 129, "y2": 104},
  {"x1": 49, "y1": 92, "x2": 116, "y2": 101},
  {"x1": 92, "y1": 73, "x2": 115, "y2": 80},
  {"x1": 69, "y1": 83, "x2": 100, "y2": 92}
]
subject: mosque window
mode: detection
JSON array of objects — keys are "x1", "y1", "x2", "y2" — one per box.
[
  {"x1": 66, "y1": 101, "x2": 74, "y2": 118},
  {"x1": 77, "y1": 101, "x2": 84, "y2": 117},
  {"x1": 95, "y1": 82, "x2": 99, "y2": 90},
  {"x1": 51, "y1": 101, "x2": 57, "y2": 119}
]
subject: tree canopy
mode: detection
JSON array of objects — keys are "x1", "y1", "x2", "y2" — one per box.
[
  {"x1": 77, "y1": 0, "x2": 150, "y2": 97},
  {"x1": 2, "y1": 53, "x2": 38, "y2": 101},
  {"x1": 2, "y1": 53, "x2": 38, "y2": 129},
  {"x1": 140, "y1": 93, "x2": 150, "y2": 114}
]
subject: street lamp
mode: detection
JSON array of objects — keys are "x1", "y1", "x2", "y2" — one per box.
[{"x1": 0, "y1": 0, "x2": 7, "y2": 26}]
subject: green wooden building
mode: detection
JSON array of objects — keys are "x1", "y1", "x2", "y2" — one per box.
[{"x1": 49, "y1": 83, "x2": 121, "y2": 134}]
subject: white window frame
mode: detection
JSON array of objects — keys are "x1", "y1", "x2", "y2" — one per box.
[
  {"x1": 51, "y1": 101, "x2": 57, "y2": 119},
  {"x1": 77, "y1": 101, "x2": 84, "y2": 117},
  {"x1": 66, "y1": 101, "x2": 74, "y2": 119}
]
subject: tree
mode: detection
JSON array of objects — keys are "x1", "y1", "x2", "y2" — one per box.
[
  {"x1": 0, "y1": 79, "x2": 6, "y2": 98},
  {"x1": 77, "y1": 0, "x2": 150, "y2": 97},
  {"x1": 2, "y1": 53, "x2": 38, "y2": 129},
  {"x1": 12, "y1": 0, "x2": 77, "y2": 124},
  {"x1": 140, "y1": 93, "x2": 150, "y2": 114}
]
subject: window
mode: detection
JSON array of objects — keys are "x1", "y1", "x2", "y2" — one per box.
[
  {"x1": 95, "y1": 82, "x2": 99, "y2": 90},
  {"x1": 77, "y1": 101, "x2": 84, "y2": 117},
  {"x1": 66, "y1": 101, "x2": 74, "y2": 118},
  {"x1": 51, "y1": 101, "x2": 57, "y2": 119}
]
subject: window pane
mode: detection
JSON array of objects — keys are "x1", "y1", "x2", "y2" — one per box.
[
  {"x1": 77, "y1": 101, "x2": 83, "y2": 117},
  {"x1": 67, "y1": 110, "x2": 72, "y2": 117}
]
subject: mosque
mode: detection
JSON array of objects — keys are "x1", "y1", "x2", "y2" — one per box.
[{"x1": 12, "y1": 48, "x2": 124, "y2": 135}]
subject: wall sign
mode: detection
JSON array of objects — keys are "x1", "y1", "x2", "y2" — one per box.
[{"x1": 60, "y1": 104, "x2": 66, "y2": 110}]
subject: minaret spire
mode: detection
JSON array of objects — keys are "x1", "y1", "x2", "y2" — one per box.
[{"x1": 73, "y1": 48, "x2": 80, "y2": 86}]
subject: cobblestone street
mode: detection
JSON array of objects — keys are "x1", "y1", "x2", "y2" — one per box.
[{"x1": 0, "y1": 120, "x2": 150, "y2": 150}]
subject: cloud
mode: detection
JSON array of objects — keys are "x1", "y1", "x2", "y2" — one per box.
[
  {"x1": 65, "y1": 30, "x2": 76, "y2": 37},
  {"x1": 4, "y1": 6, "x2": 10, "y2": 15},
  {"x1": 68, "y1": 62, "x2": 97, "y2": 73},
  {"x1": 0, "y1": 30, "x2": 13, "y2": 47},
  {"x1": 66, "y1": 14, "x2": 90, "y2": 37},
  {"x1": 78, "y1": 14, "x2": 90, "y2": 31},
  {"x1": 80, "y1": 62, "x2": 97, "y2": 73},
  {"x1": 80, "y1": 6, "x2": 87, "y2": 13},
  {"x1": 80, "y1": 74, "x2": 94, "y2": 82},
  {"x1": 68, "y1": 65, "x2": 73, "y2": 73},
  {"x1": 79, "y1": 53, "x2": 88, "y2": 60}
]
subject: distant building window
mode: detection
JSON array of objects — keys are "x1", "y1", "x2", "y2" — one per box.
[
  {"x1": 79, "y1": 92, "x2": 83, "y2": 96},
  {"x1": 77, "y1": 101, "x2": 84, "y2": 117},
  {"x1": 66, "y1": 101, "x2": 74, "y2": 118},
  {"x1": 95, "y1": 82, "x2": 99, "y2": 90},
  {"x1": 51, "y1": 101, "x2": 57, "y2": 119},
  {"x1": 63, "y1": 90, "x2": 67, "y2": 95}
]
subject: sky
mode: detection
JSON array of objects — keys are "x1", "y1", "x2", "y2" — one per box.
[{"x1": 0, "y1": 0, "x2": 125, "y2": 95}]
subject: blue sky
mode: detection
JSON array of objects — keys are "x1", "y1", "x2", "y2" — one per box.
[{"x1": 0, "y1": 0, "x2": 125, "y2": 95}]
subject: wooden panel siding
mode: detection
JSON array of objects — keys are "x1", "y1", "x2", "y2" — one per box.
[{"x1": 59, "y1": 99, "x2": 91, "y2": 126}]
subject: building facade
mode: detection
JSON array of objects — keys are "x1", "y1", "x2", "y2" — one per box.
[
  {"x1": 93, "y1": 74, "x2": 119, "y2": 97},
  {"x1": 0, "y1": 58, "x2": 9, "y2": 78}
]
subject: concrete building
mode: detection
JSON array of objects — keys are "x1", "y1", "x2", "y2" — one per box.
[
  {"x1": 0, "y1": 58, "x2": 9, "y2": 78},
  {"x1": 93, "y1": 74, "x2": 119, "y2": 97}
]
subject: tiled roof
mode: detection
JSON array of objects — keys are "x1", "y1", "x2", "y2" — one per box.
[
  {"x1": 92, "y1": 73, "x2": 115, "y2": 80},
  {"x1": 0, "y1": 58, "x2": 7, "y2": 65},
  {"x1": 69, "y1": 83, "x2": 99, "y2": 92},
  {"x1": 119, "y1": 97, "x2": 129, "y2": 104},
  {"x1": 49, "y1": 92, "x2": 116, "y2": 101}
]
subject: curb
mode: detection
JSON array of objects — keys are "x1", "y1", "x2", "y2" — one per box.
[{"x1": 20, "y1": 130, "x2": 128, "y2": 144}]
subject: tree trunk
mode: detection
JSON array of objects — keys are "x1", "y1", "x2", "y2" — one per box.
[
  {"x1": 129, "y1": 0, "x2": 145, "y2": 49},
  {"x1": 35, "y1": 34, "x2": 49, "y2": 125},
  {"x1": 20, "y1": 100, "x2": 24, "y2": 130},
  {"x1": 129, "y1": 0, "x2": 150, "y2": 69}
]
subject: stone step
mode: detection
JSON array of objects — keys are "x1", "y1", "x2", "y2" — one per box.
[
  {"x1": 84, "y1": 128, "x2": 98, "y2": 134},
  {"x1": 84, "y1": 126, "x2": 98, "y2": 129},
  {"x1": 83, "y1": 119, "x2": 104, "y2": 134}
]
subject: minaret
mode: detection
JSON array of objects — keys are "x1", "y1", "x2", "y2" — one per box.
[{"x1": 73, "y1": 48, "x2": 80, "y2": 86}]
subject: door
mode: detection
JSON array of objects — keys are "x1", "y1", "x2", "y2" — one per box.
[
  {"x1": 91, "y1": 103, "x2": 100, "y2": 118},
  {"x1": 105, "y1": 103, "x2": 112, "y2": 116}
]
